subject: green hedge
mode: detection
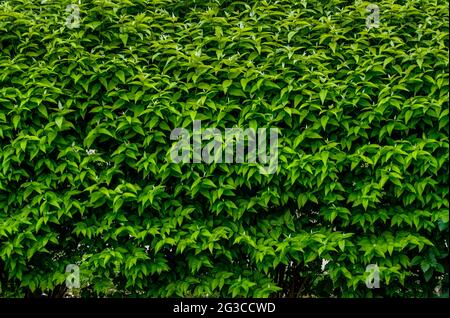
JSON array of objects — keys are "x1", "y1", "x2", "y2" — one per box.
[{"x1": 0, "y1": 0, "x2": 448, "y2": 297}]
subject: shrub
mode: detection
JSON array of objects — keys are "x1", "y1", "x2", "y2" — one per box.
[{"x1": 0, "y1": 0, "x2": 448, "y2": 297}]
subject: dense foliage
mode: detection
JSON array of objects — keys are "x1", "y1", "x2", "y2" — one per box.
[{"x1": 0, "y1": 0, "x2": 448, "y2": 297}]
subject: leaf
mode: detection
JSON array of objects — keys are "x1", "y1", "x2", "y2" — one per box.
[
  {"x1": 13, "y1": 115, "x2": 20, "y2": 130},
  {"x1": 222, "y1": 79, "x2": 232, "y2": 94},
  {"x1": 55, "y1": 117, "x2": 63, "y2": 129},
  {"x1": 321, "y1": 116, "x2": 328, "y2": 130},
  {"x1": 38, "y1": 105, "x2": 48, "y2": 118},
  {"x1": 405, "y1": 110, "x2": 413, "y2": 124},
  {"x1": 202, "y1": 179, "x2": 216, "y2": 188},
  {"x1": 119, "y1": 34, "x2": 128, "y2": 46},
  {"x1": 116, "y1": 70, "x2": 126, "y2": 84},
  {"x1": 288, "y1": 31, "x2": 297, "y2": 43},
  {"x1": 319, "y1": 89, "x2": 327, "y2": 105},
  {"x1": 329, "y1": 41, "x2": 337, "y2": 54}
]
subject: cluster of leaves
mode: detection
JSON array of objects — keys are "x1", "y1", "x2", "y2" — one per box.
[{"x1": 0, "y1": 0, "x2": 448, "y2": 297}]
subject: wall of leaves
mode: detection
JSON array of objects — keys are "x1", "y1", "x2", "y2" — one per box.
[{"x1": 0, "y1": 0, "x2": 448, "y2": 297}]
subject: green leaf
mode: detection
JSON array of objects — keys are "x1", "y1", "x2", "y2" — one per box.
[
  {"x1": 319, "y1": 90, "x2": 327, "y2": 105},
  {"x1": 13, "y1": 115, "x2": 20, "y2": 130},
  {"x1": 116, "y1": 70, "x2": 126, "y2": 84},
  {"x1": 55, "y1": 117, "x2": 63, "y2": 129}
]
